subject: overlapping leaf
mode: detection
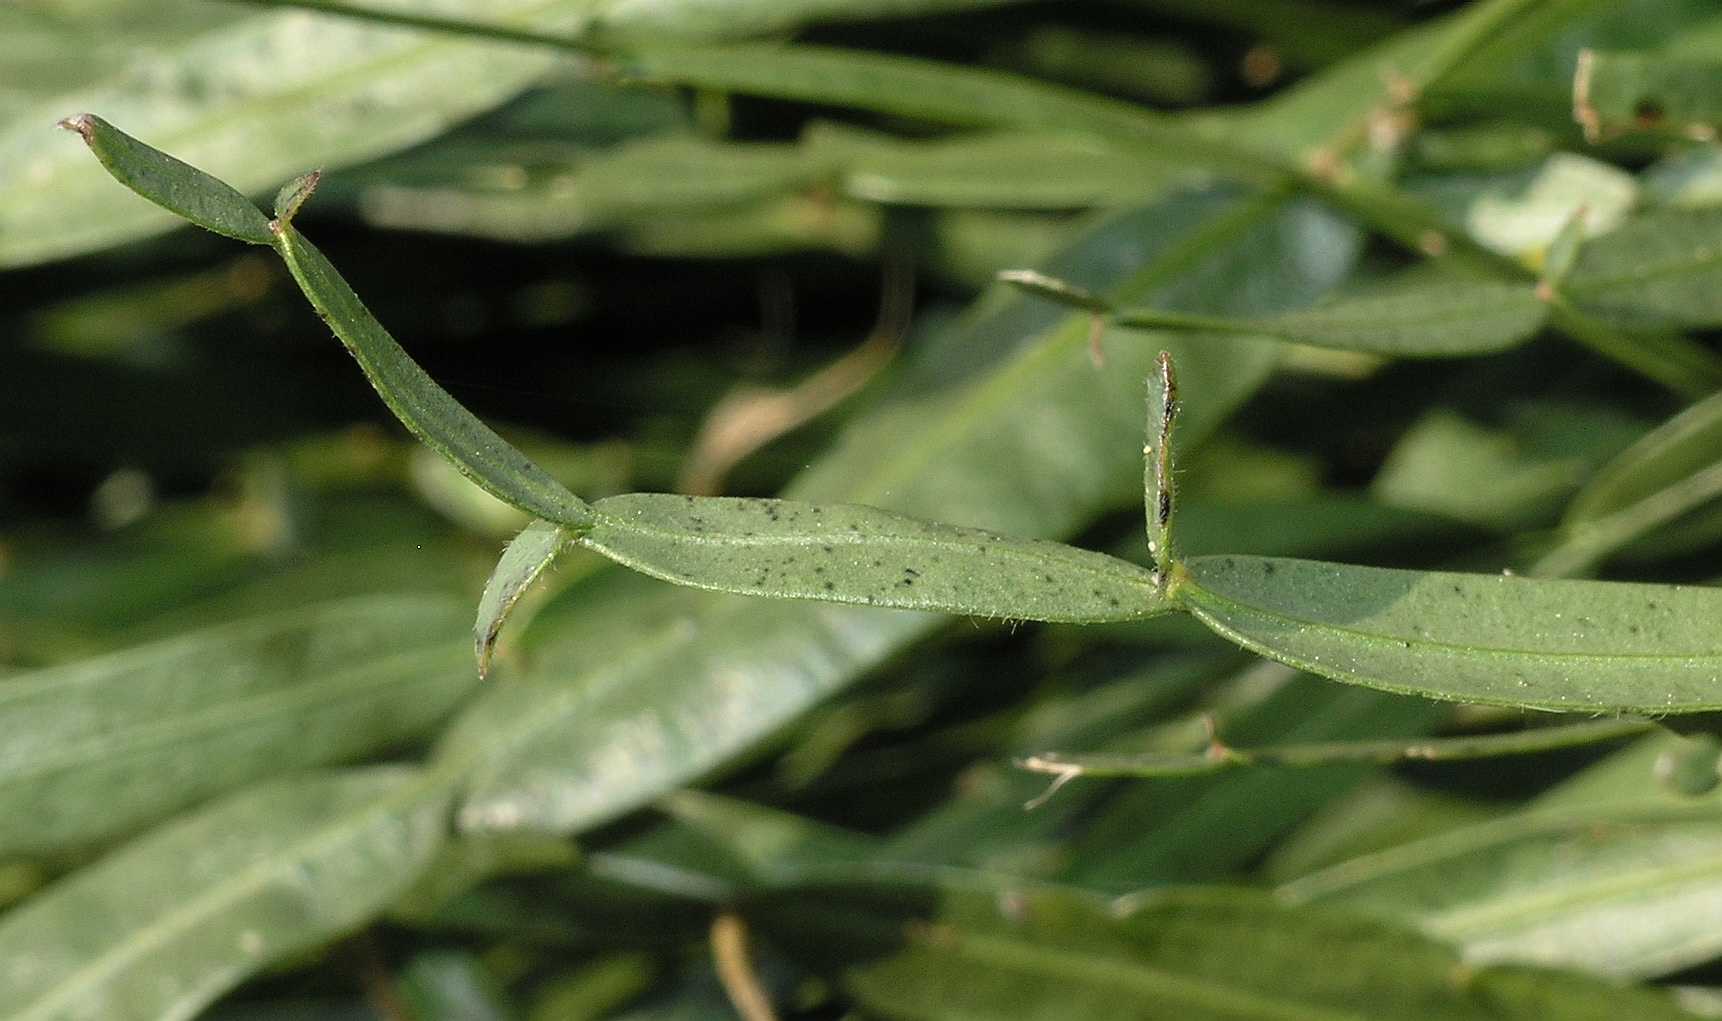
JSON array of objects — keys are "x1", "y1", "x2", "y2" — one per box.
[
  {"x1": 3, "y1": 1, "x2": 589, "y2": 266},
  {"x1": 0, "y1": 594, "x2": 473, "y2": 857},
  {"x1": 1175, "y1": 555, "x2": 1722, "y2": 713},
  {"x1": 747, "y1": 870, "x2": 1698, "y2": 1020},
  {"x1": 0, "y1": 767, "x2": 451, "y2": 1021},
  {"x1": 1284, "y1": 803, "x2": 1722, "y2": 980}
]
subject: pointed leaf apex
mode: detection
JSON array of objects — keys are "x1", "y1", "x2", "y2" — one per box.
[
  {"x1": 57, "y1": 113, "x2": 96, "y2": 142},
  {"x1": 997, "y1": 269, "x2": 1113, "y2": 314},
  {"x1": 272, "y1": 170, "x2": 324, "y2": 231}
]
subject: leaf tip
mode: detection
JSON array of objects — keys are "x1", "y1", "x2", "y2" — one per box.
[
  {"x1": 56, "y1": 113, "x2": 96, "y2": 143},
  {"x1": 996, "y1": 269, "x2": 1111, "y2": 313},
  {"x1": 272, "y1": 169, "x2": 324, "y2": 232},
  {"x1": 474, "y1": 625, "x2": 500, "y2": 680}
]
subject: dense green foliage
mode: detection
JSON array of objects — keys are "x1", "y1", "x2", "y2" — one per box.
[{"x1": 9, "y1": 1, "x2": 1722, "y2": 1018}]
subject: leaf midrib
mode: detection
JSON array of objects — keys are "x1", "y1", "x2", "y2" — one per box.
[{"x1": 586, "y1": 509, "x2": 1156, "y2": 586}]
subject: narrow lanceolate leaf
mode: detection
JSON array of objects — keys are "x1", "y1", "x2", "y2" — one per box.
[
  {"x1": 748, "y1": 871, "x2": 1696, "y2": 1020},
  {"x1": 1575, "y1": 50, "x2": 1722, "y2": 143},
  {"x1": 1536, "y1": 387, "x2": 1722, "y2": 575},
  {"x1": 1022, "y1": 718, "x2": 1653, "y2": 782},
  {"x1": 272, "y1": 225, "x2": 594, "y2": 529},
  {"x1": 1175, "y1": 556, "x2": 1722, "y2": 714},
  {"x1": 67, "y1": 114, "x2": 593, "y2": 530},
  {"x1": 0, "y1": 767, "x2": 451, "y2": 1021},
  {"x1": 0, "y1": 594, "x2": 474, "y2": 857},
  {"x1": 581, "y1": 494, "x2": 1168, "y2": 623},
  {"x1": 1566, "y1": 387, "x2": 1722, "y2": 525},
  {"x1": 1562, "y1": 206, "x2": 1722, "y2": 331},
  {"x1": 1114, "y1": 279, "x2": 1549, "y2": 357},
  {"x1": 57, "y1": 114, "x2": 274, "y2": 245},
  {"x1": 476, "y1": 519, "x2": 572, "y2": 678},
  {"x1": 1282, "y1": 803, "x2": 1722, "y2": 980}
]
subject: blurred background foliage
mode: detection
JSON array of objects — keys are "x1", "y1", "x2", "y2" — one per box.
[{"x1": 9, "y1": 0, "x2": 1722, "y2": 1018}]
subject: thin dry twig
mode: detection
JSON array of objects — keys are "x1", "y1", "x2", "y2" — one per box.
[
  {"x1": 678, "y1": 255, "x2": 912, "y2": 495},
  {"x1": 711, "y1": 912, "x2": 780, "y2": 1021}
]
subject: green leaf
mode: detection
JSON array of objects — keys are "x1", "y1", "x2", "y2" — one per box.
[
  {"x1": 0, "y1": 594, "x2": 474, "y2": 857},
  {"x1": 1022, "y1": 718, "x2": 1653, "y2": 781},
  {"x1": 581, "y1": 493, "x2": 1168, "y2": 623},
  {"x1": 817, "y1": 127, "x2": 1181, "y2": 209},
  {"x1": 443, "y1": 189, "x2": 1349, "y2": 835},
  {"x1": 1575, "y1": 49, "x2": 1722, "y2": 142},
  {"x1": 65, "y1": 113, "x2": 596, "y2": 530},
  {"x1": 1283, "y1": 803, "x2": 1722, "y2": 980},
  {"x1": 56, "y1": 114, "x2": 275, "y2": 245},
  {"x1": 272, "y1": 224, "x2": 596, "y2": 529},
  {"x1": 573, "y1": 136, "x2": 829, "y2": 215},
  {"x1": 1370, "y1": 404, "x2": 1641, "y2": 532},
  {"x1": 1567, "y1": 388, "x2": 1722, "y2": 525},
  {"x1": 611, "y1": 43, "x2": 1278, "y2": 187},
  {"x1": 1175, "y1": 555, "x2": 1722, "y2": 713},
  {"x1": 575, "y1": 0, "x2": 1034, "y2": 42},
  {"x1": 475, "y1": 518, "x2": 572, "y2": 679},
  {"x1": 1114, "y1": 278, "x2": 1549, "y2": 358},
  {"x1": 272, "y1": 168, "x2": 322, "y2": 227},
  {"x1": 4, "y1": 3, "x2": 575, "y2": 266},
  {"x1": 399, "y1": 951, "x2": 513, "y2": 1021},
  {"x1": 250, "y1": 0, "x2": 1031, "y2": 44},
  {"x1": 0, "y1": 766, "x2": 451, "y2": 1021},
  {"x1": 1405, "y1": 154, "x2": 1638, "y2": 262},
  {"x1": 995, "y1": 268, "x2": 1112, "y2": 312},
  {"x1": 748, "y1": 871, "x2": 1698, "y2": 1020},
  {"x1": 1536, "y1": 388, "x2": 1722, "y2": 575},
  {"x1": 1563, "y1": 206, "x2": 1722, "y2": 331}
]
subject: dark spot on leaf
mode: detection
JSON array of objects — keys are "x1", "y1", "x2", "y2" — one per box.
[
  {"x1": 824, "y1": 581, "x2": 835, "y2": 591},
  {"x1": 1634, "y1": 97, "x2": 1665, "y2": 128}
]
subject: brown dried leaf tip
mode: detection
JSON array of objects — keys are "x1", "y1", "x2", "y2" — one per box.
[{"x1": 56, "y1": 113, "x2": 96, "y2": 143}]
